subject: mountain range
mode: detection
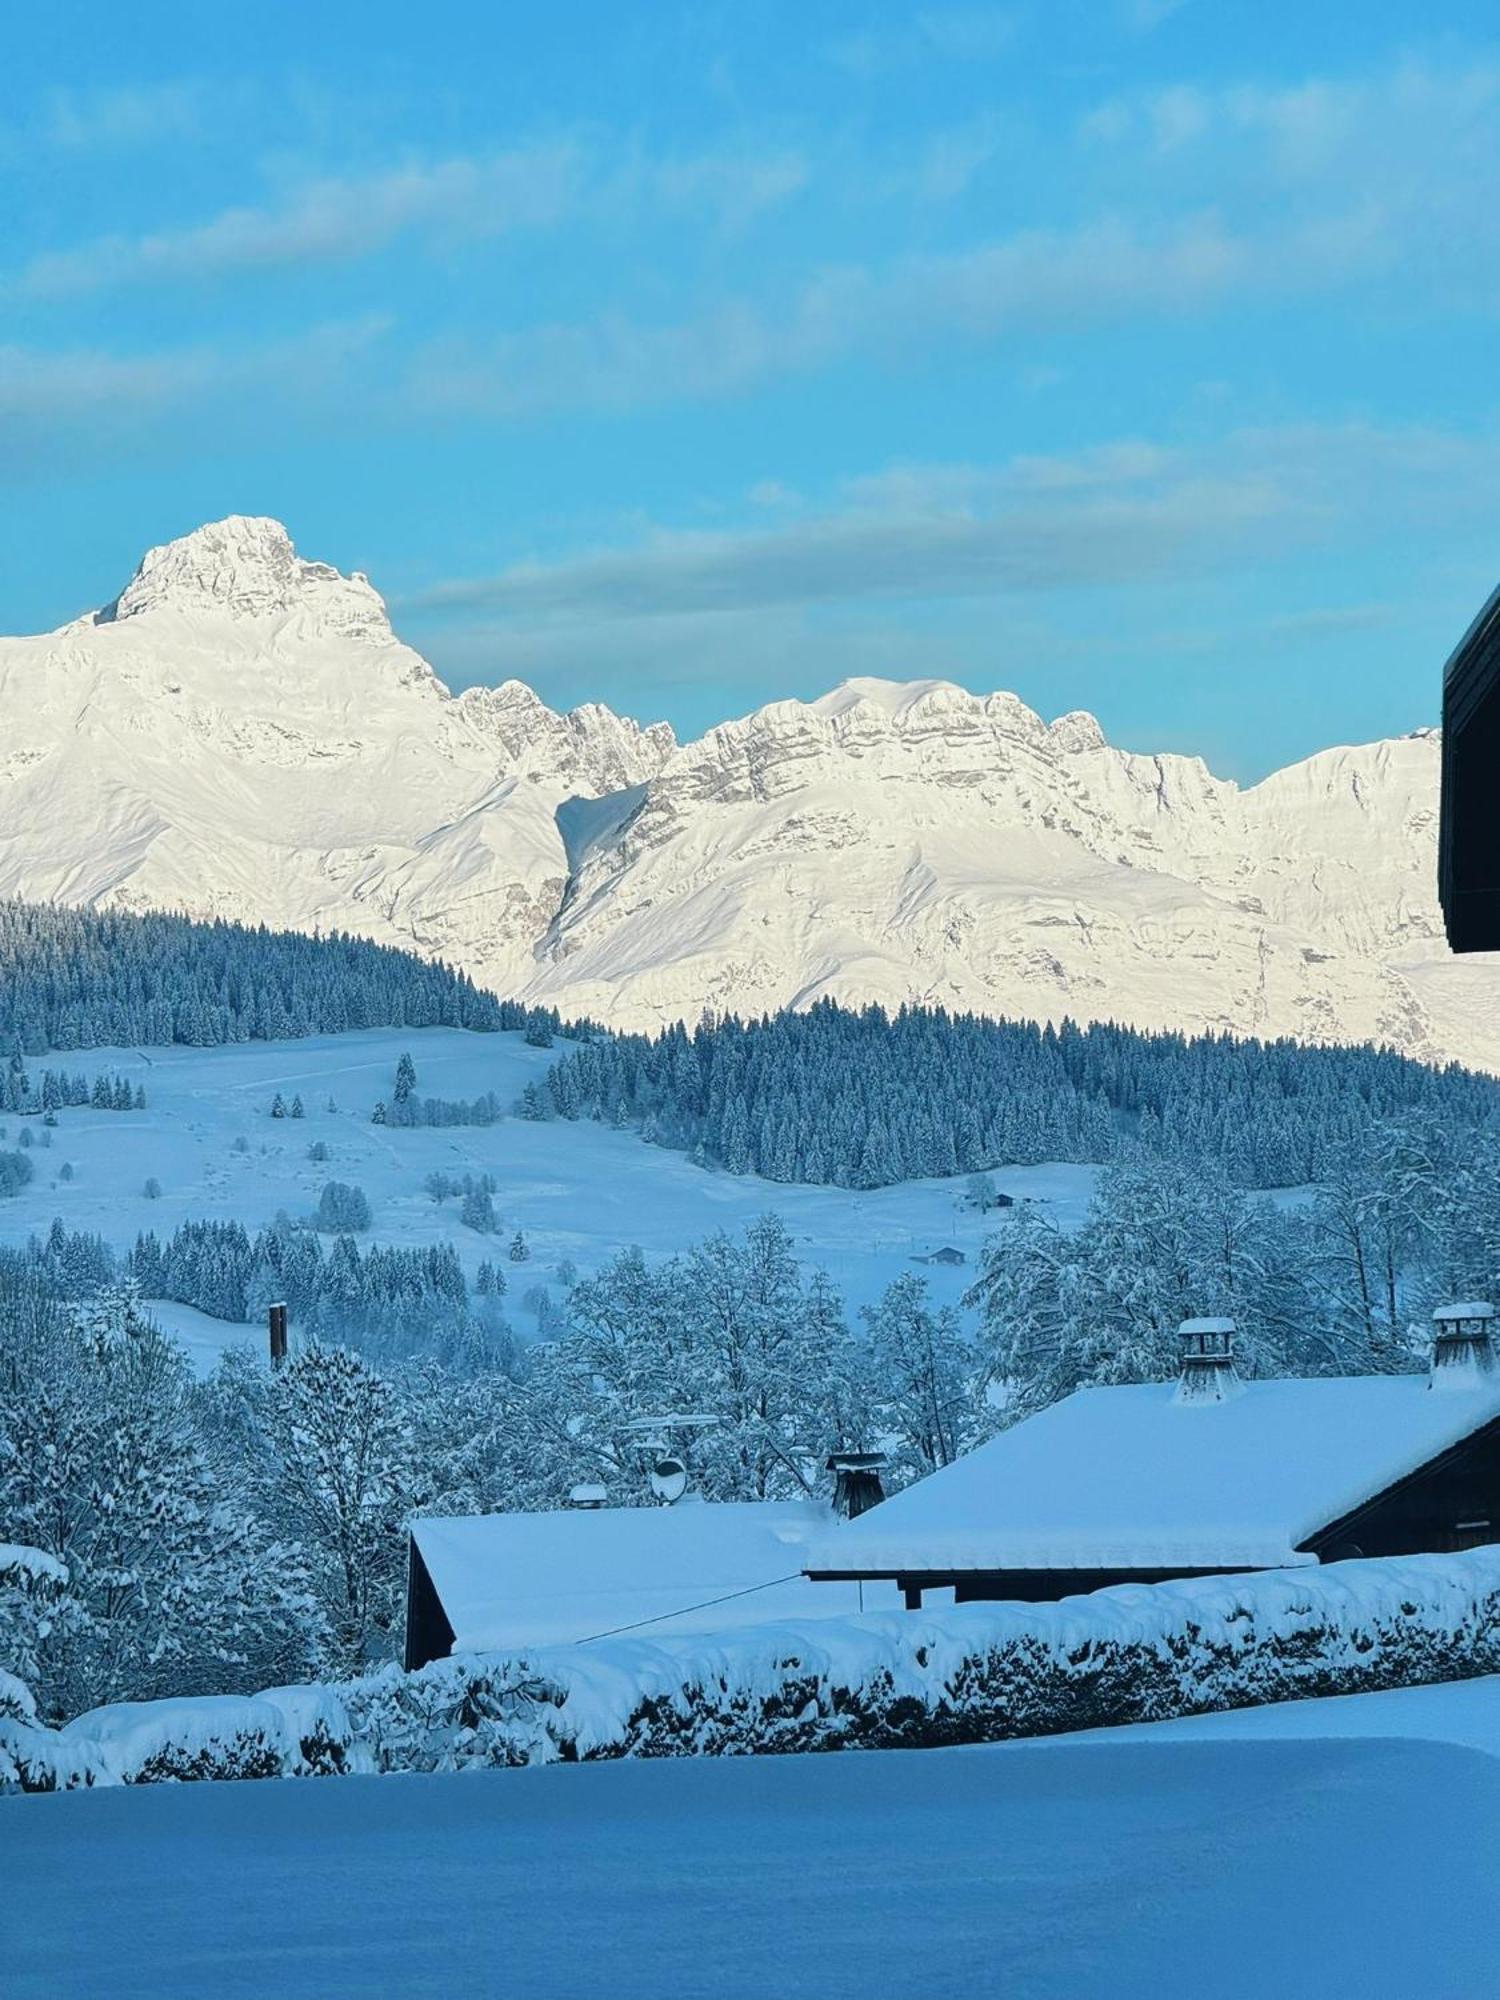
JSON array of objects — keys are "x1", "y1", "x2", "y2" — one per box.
[{"x1": 2, "y1": 515, "x2": 1489, "y2": 1069}]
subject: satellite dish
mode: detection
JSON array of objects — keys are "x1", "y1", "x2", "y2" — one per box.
[{"x1": 649, "y1": 1455, "x2": 688, "y2": 1505}]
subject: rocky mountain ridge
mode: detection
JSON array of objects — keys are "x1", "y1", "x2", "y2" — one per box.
[{"x1": 2, "y1": 517, "x2": 1486, "y2": 1068}]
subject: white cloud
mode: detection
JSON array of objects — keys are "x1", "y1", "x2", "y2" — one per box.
[
  {"x1": 396, "y1": 207, "x2": 1371, "y2": 423},
  {"x1": 15, "y1": 146, "x2": 586, "y2": 298},
  {"x1": 12, "y1": 138, "x2": 807, "y2": 299},
  {"x1": 1084, "y1": 57, "x2": 1500, "y2": 189}
]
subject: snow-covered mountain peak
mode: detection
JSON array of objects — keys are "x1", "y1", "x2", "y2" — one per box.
[
  {"x1": 812, "y1": 676, "x2": 968, "y2": 721},
  {"x1": 0, "y1": 520, "x2": 1485, "y2": 1070},
  {"x1": 1048, "y1": 709, "x2": 1107, "y2": 753},
  {"x1": 99, "y1": 514, "x2": 394, "y2": 644}
]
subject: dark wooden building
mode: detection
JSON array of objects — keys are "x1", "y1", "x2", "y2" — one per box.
[
  {"x1": 1440, "y1": 582, "x2": 1500, "y2": 952},
  {"x1": 806, "y1": 1307, "x2": 1500, "y2": 1610}
]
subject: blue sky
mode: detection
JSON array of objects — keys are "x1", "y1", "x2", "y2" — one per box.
[{"x1": 5, "y1": 0, "x2": 1500, "y2": 776}]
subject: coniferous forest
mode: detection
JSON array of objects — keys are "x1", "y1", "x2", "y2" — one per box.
[
  {"x1": 540, "y1": 999, "x2": 1500, "y2": 1189},
  {"x1": 0, "y1": 901, "x2": 562, "y2": 1051},
  {"x1": 5, "y1": 900, "x2": 1493, "y2": 1197}
]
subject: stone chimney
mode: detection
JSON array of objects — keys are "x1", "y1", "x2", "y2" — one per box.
[
  {"x1": 1429, "y1": 1302, "x2": 1496, "y2": 1391},
  {"x1": 1173, "y1": 1318, "x2": 1243, "y2": 1405},
  {"x1": 827, "y1": 1450, "x2": 888, "y2": 1518}
]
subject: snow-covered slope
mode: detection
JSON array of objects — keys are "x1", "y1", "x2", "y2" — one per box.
[
  {"x1": 0, "y1": 517, "x2": 672, "y2": 995},
  {"x1": 2, "y1": 516, "x2": 1490, "y2": 1065},
  {"x1": 529, "y1": 678, "x2": 1464, "y2": 1060}
]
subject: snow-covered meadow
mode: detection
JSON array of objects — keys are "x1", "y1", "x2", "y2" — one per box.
[
  {"x1": 4, "y1": 1727, "x2": 1496, "y2": 1999},
  {"x1": 0, "y1": 1025, "x2": 1096, "y2": 1371}
]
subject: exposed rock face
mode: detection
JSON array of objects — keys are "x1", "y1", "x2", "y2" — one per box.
[
  {"x1": 1, "y1": 518, "x2": 1488, "y2": 1065},
  {"x1": 524, "y1": 678, "x2": 1464, "y2": 1062},
  {"x1": 99, "y1": 515, "x2": 392, "y2": 640}
]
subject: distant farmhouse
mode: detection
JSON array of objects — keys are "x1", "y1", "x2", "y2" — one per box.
[
  {"x1": 912, "y1": 1246, "x2": 967, "y2": 1267},
  {"x1": 807, "y1": 1307, "x2": 1500, "y2": 1610},
  {"x1": 405, "y1": 1457, "x2": 899, "y2": 1672}
]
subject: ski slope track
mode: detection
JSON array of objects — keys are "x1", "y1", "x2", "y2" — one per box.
[{"x1": 2, "y1": 514, "x2": 1491, "y2": 1065}]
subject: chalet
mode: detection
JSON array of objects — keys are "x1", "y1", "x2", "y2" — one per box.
[
  {"x1": 405, "y1": 1480, "x2": 899, "y2": 1672},
  {"x1": 913, "y1": 1246, "x2": 967, "y2": 1267},
  {"x1": 806, "y1": 1306, "x2": 1500, "y2": 1609}
]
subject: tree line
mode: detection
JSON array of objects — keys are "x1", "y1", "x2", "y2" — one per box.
[
  {"x1": 0, "y1": 899, "x2": 567, "y2": 1052},
  {"x1": 538, "y1": 1000, "x2": 1500, "y2": 1189}
]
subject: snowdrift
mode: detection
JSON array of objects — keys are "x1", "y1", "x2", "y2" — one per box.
[{"x1": 8, "y1": 1546, "x2": 1500, "y2": 1790}]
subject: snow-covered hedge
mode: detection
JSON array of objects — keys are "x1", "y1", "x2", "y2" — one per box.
[{"x1": 9, "y1": 1548, "x2": 1500, "y2": 1790}]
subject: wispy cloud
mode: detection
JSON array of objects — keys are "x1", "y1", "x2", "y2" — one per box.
[
  {"x1": 914, "y1": 8, "x2": 1019, "y2": 61},
  {"x1": 402, "y1": 423, "x2": 1500, "y2": 632},
  {"x1": 0, "y1": 317, "x2": 391, "y2": 463},
  {"x1": 401, "y1": 439, "x2": 1276, "y2": 624},
  {"x1": 386, "y1": 55, "x2": 1500, "y2": 428},
  {"x1": 12, "y1": 139, "x2": 807, "y2": 299},
  {"x1": 14, "y1": 146, "x2": 585, "y2": 297},
  {"x1": 824, "y1": 7, "x2": 1017, "y2": 77},
  {"x1": 1083, "y1": 56, "x2": 1500, "y2": 189},
  {"x1": 42, "y1": 80, "x2": 212, "y2": 150},
  {"x1": 1121, "y1": 0, "x2": 1196, "y2": 32},
  {"x1": 397, "y1": 209, "x2": 1370, "y2": 423}
]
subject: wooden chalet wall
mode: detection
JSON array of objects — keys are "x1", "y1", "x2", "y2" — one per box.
[
  {"x1": 403, "y1": 1539, "x2": 456, "y2": 1674},
  {"x1": 1302, "y1": 1413, "x2": 1500, "y2": 1561}
]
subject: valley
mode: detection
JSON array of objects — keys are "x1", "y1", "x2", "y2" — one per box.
[{"x1": 0, "y1": 1024, "x2": 1095, "y2": 1375}]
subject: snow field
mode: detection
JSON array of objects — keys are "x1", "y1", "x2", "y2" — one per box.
[
  {"x1": 3, "y1": 1734, "x2": 1497, "y2": 1998},
  {"x1": 0, "y1": 1025, "x2": 1097, "y2": 1372},
  {"x1": 1051, "y1": 1668, "x2": 1500, "y2": 1758}
]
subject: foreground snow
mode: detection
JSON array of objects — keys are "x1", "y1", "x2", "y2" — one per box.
[
  {"x1": 0, "y1": 1025, "x2": 1095, "y2": 1368},
  {"x1": 1063, "y1": 1668, "x2": 1500, "y2": 1758},
  {"x1": 3, "y1": 1734, "x2": 1496, "y2": 1998}
]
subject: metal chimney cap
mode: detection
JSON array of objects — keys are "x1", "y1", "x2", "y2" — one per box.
[{"x1": 1434, "y1": 1302, "x2": 1496, "y2": 1323}]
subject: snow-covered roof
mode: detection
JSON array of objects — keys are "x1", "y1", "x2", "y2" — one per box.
[
  {"x1": 808, "y1": 1374, "x2": 1500, "y2": 1577},
  {"x1": 412, "y1": 1500, "x2": 895, "y2": 1651}
]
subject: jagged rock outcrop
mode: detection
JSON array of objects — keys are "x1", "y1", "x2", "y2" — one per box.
[{"x1": 526, "y1": 678, "x2": 1461, "y2": 1060}]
